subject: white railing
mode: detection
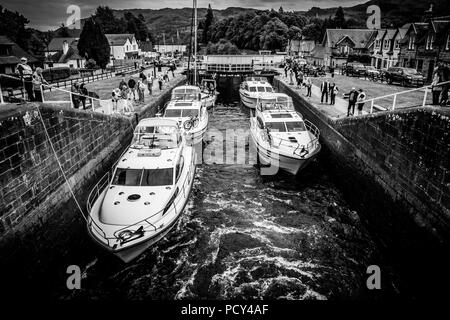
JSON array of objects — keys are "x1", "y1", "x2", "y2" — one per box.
[{"x1": 360, "y1": 80, "x2": 450, "y2": 114}]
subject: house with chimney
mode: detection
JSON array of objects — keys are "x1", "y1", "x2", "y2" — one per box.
[
  {"x1": 398, "y1": 6, "x2": 450, "y2": 81},
  {"x1": 0, "y1": 35, "x2": 39, "y2": 74},
  {"x1": 320, "y1": 29, "x2": 377, "y2": 67},
  {"x1": 371, "y1": 26, "x2": 409, "y2": 70},
  {"x1": 44, "y1": 37, "x2": 85, "y2": 69},
  {"x1": 286, "y1": 38, "x2": 315, "y2": 57}
]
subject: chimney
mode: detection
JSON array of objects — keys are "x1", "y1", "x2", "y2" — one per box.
[{"x1": 63, "y1": 40, "x2": 69, "y2": 55}]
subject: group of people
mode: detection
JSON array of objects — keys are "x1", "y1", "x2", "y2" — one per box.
[
  {"x1": 320, "y1": 79, "x2": 366, "y2": 116},
  {"x1": 431, "y1": 61, "x2": 450, "y2": 106},
  {"x1": 16, "y1": 57, "x2": 49, "y2": 102},
  {"x1": 284, "y1": 60, "x2": 313, "y2": 97},
  {"x1": 70, "y1": 81, "x2": 90, "y2": 109}
]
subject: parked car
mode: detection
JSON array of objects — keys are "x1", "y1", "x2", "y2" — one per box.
[
  {"x1": 384, "y1": 67, "x2": 425, "y2": 87},
  {"x1": 365, "y1": 66, "x2": 380, "y2": 78},
  {"x1": 344, "y1": 62, "x2": 367, "y2": 77}
]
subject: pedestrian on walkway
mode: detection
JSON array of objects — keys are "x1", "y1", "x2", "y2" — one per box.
[
  {"x1": 345, "y1": 87, "x2": 358, "y2": 116},
  {"x1": 137, "y1": 79, "x2": 145, "y2": 103},
  {"x1": 305, "y1": 77, "x2": 312, "y2": 97},
  {"x1": 432, "y1": 67, "x2": 442, "y2": 105},
  {"x1": 296, "y1": 70, "x2": 304, "y2": 89},
  {"x1": 320, "y1": 79, "x2": 329, "y2": 103},
  {"x1": 439, "y1": 62, "x2": 450, "y2": 106},
  {"x1": 289, "y1": 68, "x2": 294, "y2": 85},
  {"x1": 128, "y1": 77, "x2": 136, "y2": 100},
  {"x1": 16, "y1": 57, "x2": 34, "y2": 101},
  {"x1": 139, "y1": 67, "x2": 147, "y2": 83},
  {"x1": 119, "y1": 74, "x2": 127, "y2": 90},
  {"x1": 32, "y1": 67, "x2": 47, "y2": 102},
  {"x1": 147, "y1": 75, "x2": 154, "y2": 96},
  {"x1": 71, "y1": 81, "x2": 81, "y2": 109},
  {"x1": 158, "y1": 75, "x2": 163, "y2": 90},
  {"x1": 357, "y1": 89, "x2": 366, "y2": 115},
  {"x1": 79, "y1": 83, "x2": 88, "y2": 110},
  {"x1": 163, "y1": 70, "x2": 169, "y2": 83},
  {"x1": 112, "y1": 88, "x2": 121, "y2": 110},
  {"x1": 284, "y1": 64, "x2": 289, "y2": 78},
  {"x1": 329, "y1": 83, "x2": 338, "y2": 105}
]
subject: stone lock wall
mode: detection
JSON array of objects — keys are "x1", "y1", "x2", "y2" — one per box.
[{"x1": 0, "y1": 103, "x2": 134, "y2": 237}]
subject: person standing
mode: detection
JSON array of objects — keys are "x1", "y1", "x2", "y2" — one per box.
[
  {"x1": 284, "y1": 64, "x2": 289, "y2": 78},
  {"x1": 119, "y1": 74, "x2": 127, "y2": 89},
  {"x1": 71, "y1": 81, "x2": 81, "y2": 109},
  {"x1": 137, "y1": 79, "x2": 145, "y2": 103},
  {"x1": 357, "y1": 89, "x2": 366, "y2": 115},
  {"x1": 158, "y1": 75, "x2": 163, "y2": 91},
  {"x1": 320, "y1": 79, "x2": 329, "y2": 103},
  {"x1": 147, "y1": 75, "x2": 154, "y2": 96},
  {"x1": 346, "y1": 87, "x2": 358, "y2": 116},
  {"x1": 305, "y1": 77, "x2": 312, "y2": 97},
  {"x1": 31, "y1": 67, "x2": 47, "y2": 102},
  {"x1": 79, "y1": 83, "x2": 89, "y2": 110},
  {"x1": 128, "y1": 77, "x2": 136, "y2": 100},
  {"x1": 16, "y1": 57, "x2": 34, "y2": 101},
  {"x1": 439, "y1": 62, "x2": 450, "y2": 106},
  {"x1": 329, "y1": 83, "x2": 338, "y2": 105},
  {"x1": 431, "y1": 68, "x2": 441, "y2": 105},
  {"x1": 289, "y1": 68, "x2": 294, "y2": 85},
  {"x1": 296, "y1": 70, "x2": 304, "y2": 89}
]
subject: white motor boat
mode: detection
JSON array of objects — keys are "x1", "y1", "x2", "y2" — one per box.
[
  {"x1": 239, "y1": 76, "x2": 275, "y2": 109},
  {"x1": 199, "y1": 79, "x2": 218, "y2": 109},
  {"x1": 86, "y1": 118, "x2": 196, "y2": 263},
  {"x1": 165, "y1": 87, "x2": 208, "y2": 144},
  {"x1": 249, "y1": 94, "x2": 321, "y2": 175},
  {"x1": 171, "y1": 84, "x2": 215, "y2": 110}
]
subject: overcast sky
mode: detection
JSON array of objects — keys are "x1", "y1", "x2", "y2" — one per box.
[{"x1": 2, "y1": 0, "x2": 366, "y2": 30}]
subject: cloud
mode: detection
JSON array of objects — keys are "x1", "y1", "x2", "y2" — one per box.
[{"x1": 1, "y1": 0, "x2": 366, "y2": 30}]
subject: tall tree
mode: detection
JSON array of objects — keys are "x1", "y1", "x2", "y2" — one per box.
[
  {"x1": 334, "y1": 7, "x2": 346, "y2": 29},
  {"x1": 94, "y1": 6, "x2": 126, "y2": 34},
  {"x1": 78, "y1": 18, "x2": 110, "y2": 69},
  {"x1": 203, "y1": 4, "x2": 214, "y2": 44},
  {"x1": 0, "y1": 5, "x2": 31, "y2": 50}
]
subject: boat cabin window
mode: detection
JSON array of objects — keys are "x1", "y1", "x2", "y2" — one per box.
[
  {"x1": 165, "y1": 109, "x2": 199, "y2": 118},
  {"x1": 249, "y1": 87, "x2": 257, "y2": 92},
  {"x1": 133, "y1": 126, "x2": 179, "y2": 149},
  {"x1": 113, "y1": 168, "x2": 174, "y2": 186},
  {"x1": 266, "y1": 87, "x2": 274, "y2": 93},
  {"x1": 257, "y1": 87, "x2": 265, "y2": 92},
  {"x1": 266, "y1": 121, "x2": 307, "y2": 132}
]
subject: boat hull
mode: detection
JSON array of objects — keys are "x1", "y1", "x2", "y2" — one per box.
[
  {"x1": 250, "y1": 128, "x2": 321, "y2": 175},
  {"x1": 239, "y1": 90, "x2": 258, "y2": 109}
]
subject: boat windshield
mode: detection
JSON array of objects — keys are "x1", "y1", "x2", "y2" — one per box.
[
  {"x1": 266, "y1": 121, "x2": 306, "y2": 132},
  {"x1": 132, "y1": 126, "x2": 179, "y2": 149},
  {"x1": 165, "y1": 109, "x2": 199, "y2": 117},
  {"x1": 112, "y1": 168, "x2": 174, "y2": 186},
  {"x1": 259, "y1": 100, "x2": 294, "y2": 111},
  {"x1": 172, "y1": 93, "x2": 201, "y2": 101}
]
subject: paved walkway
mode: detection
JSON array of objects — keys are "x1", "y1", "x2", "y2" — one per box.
[{"x1": 276, "y1": 74, "x2": 368, "y2": 119}]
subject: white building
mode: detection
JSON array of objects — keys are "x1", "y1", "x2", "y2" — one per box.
[
  {"x1": 105, "y1": 34, "x2": 139, "y2": 61},
  {"x1": 154, "y1": 44, "x2": 187, "y2": 54}
]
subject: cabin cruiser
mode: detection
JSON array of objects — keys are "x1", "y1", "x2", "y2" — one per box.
[
  {"x1": 86, "y1": 118, "x2": 196, "y2": 262},
  {"x1": 249, "y1": 94, "x2": 321, "y2": 175},
  {"x1": 199, "y1": 78, "x2": 218, "y2": 109},
  {"x1": 239, "y1": 76, "x2": 275, "y2": 109},
  {"x1": 171, "y1": 84, "x2": 216, "y2": 109},
  {"x1": 163, "y1": 97, "x2": 208, "y2": 145}
]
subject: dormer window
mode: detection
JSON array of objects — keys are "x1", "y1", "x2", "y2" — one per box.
[
  {"x1": 375, "y1": 40, "x2": 381, "y2": 49},
  {"x1": 394, "y1": 40, "x2": 400, "y2": 50},
  {"x1": 408, "y1": 34, "x2": 415, "y2": 50},
  {"x1": 383, "y1": 39, "x2": 390, "y2": 50},
  {"x1": 426, "y1": 34, "x2": 434, "y2": 50}
]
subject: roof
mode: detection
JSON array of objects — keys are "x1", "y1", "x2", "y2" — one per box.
[
  {"x1": 384, "y1": 29, "x2": 398, "y2": 40},
  {"x1": 324, "y1": 29, "x2": 377, "y2": 49},
  {"x1": 0, "y1": 35, "x2": 14, "y2": 45},
  {"x1": 0, "y1": 36, "x2": 38, "y2": 66},
  {"x1": 49, "y1": 46, "x2": 83, "y2": 63},
  {"x1": 47, "y1": 37, "x2": 78, "y2": 51},
  {"x1": 308, "y1": 44, "x2": 325, "y2": 59},
  {"x1": 105, "y1": 34, "x2": 135, "y2": 46}
]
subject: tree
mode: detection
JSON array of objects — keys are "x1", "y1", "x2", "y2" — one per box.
[
  {"x1": 84, "y1": 58, "x2": 97, "y2": 69},
  {"x1": 123, "y1": 11, "x2": 152, "y2": 42},
  {"x1": 259, "y1": 18, "x2": 288, "y2": 50},
  {"x1": 334, "y1": 7, "x2": 346, "y2": 29},
  {"x1": 94, "y1": 6, "x2": 126, "y2": 34},
  {"x1": 203, "y1": 4, "x2": 214, "y2": 44},
  {"x1": 58, "y1": 23, "x2": 70, "y2": 37},
  {"x1": 0, "y1": 5, "x2": 31, "y2": 50},
  {"x1": 206, "y1": 39, "x2": 239, "y2": 54},
  {"x1": 78, "y1": 18, "x2": 110, "y2": 69},
  {"x1": 287, "y1": 26, "x2": 302, "y2": 40}
]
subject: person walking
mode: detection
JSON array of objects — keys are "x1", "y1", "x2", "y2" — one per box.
[
  {"x1": 147, "y1": 75, "x2": 154, "y2": 96},
  {"x1": 296, "y1": 70, "x2": 304, "y2": 89},
  {"x1": 158, "y1": 75, "x2": 163, "y2": 90},
  {"x1": 31, "y1": 67, "x2": 47, "y2": 102},
  {"x1": 305, "y1": 77, "x2": 312, "y2": 97},
  {"x1": 16, "y1": 57, "x2": 34, "y2": 101},
  {"x1": 357, "y1": 89, "x2": 366, "y2": 115},
  {"x1": 79, "y1": 83, "x2": 88, "y2": 110},
  {"x1": 284, "y1": 64, "x2": 289, "y2": 78},
  {"x1": 128, "y1": 77, "x2": 136, "y2": 100},
  {"x1": 329, "y1": 83, "x2": 338, "y2": 105},
  {"x1": 71, "y1": 81, "x2": 81, "y2": 109},
  {"x1": 289, "y1": 68, "x2": 294, "y2": 85},
  {"x1": 346, "y1": 87, "x2": 358, "y2": 116},
  {"x1": 431, "y1": 68, "x2": 441, "y2": 105},
  {"x1": 137, "y1": 79, "x2": 145, "y2": 103},
  {"x1": 320, "y1": 79, "x2": 329, "y2": 103}
]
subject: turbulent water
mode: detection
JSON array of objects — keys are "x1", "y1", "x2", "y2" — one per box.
[{"x1": 60, "y1": 99, "x2": 385, "y2": 300}]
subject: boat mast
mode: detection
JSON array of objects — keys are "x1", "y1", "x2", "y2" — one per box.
[{"x1": 194, "y1": 0, "x2": 198, "y2": 85}]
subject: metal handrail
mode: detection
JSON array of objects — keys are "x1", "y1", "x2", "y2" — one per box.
[{"x1": 360, "y1": 80, "x2": 450, "y2": 113}]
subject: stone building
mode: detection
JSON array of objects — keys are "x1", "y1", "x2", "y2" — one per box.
[{"x1": 371, "y1": 26, "x2": 409, "y2": 70}]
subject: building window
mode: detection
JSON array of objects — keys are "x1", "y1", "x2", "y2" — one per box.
[
  {"x1": 408, "y1": 34, "x2": 415, "y2": 50},
  {"x1": 383, "y1": 40, "x2": 390, "y2": 50},
  {"x1": 375, "y1": 40, "x2": 381, "y2": 49},
  {"x1": 395, "y1": 40, "x2": 400, "y2": 50},
  {"x1": 426, "y1": 34, "x2": 434, "y2": 50}
]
